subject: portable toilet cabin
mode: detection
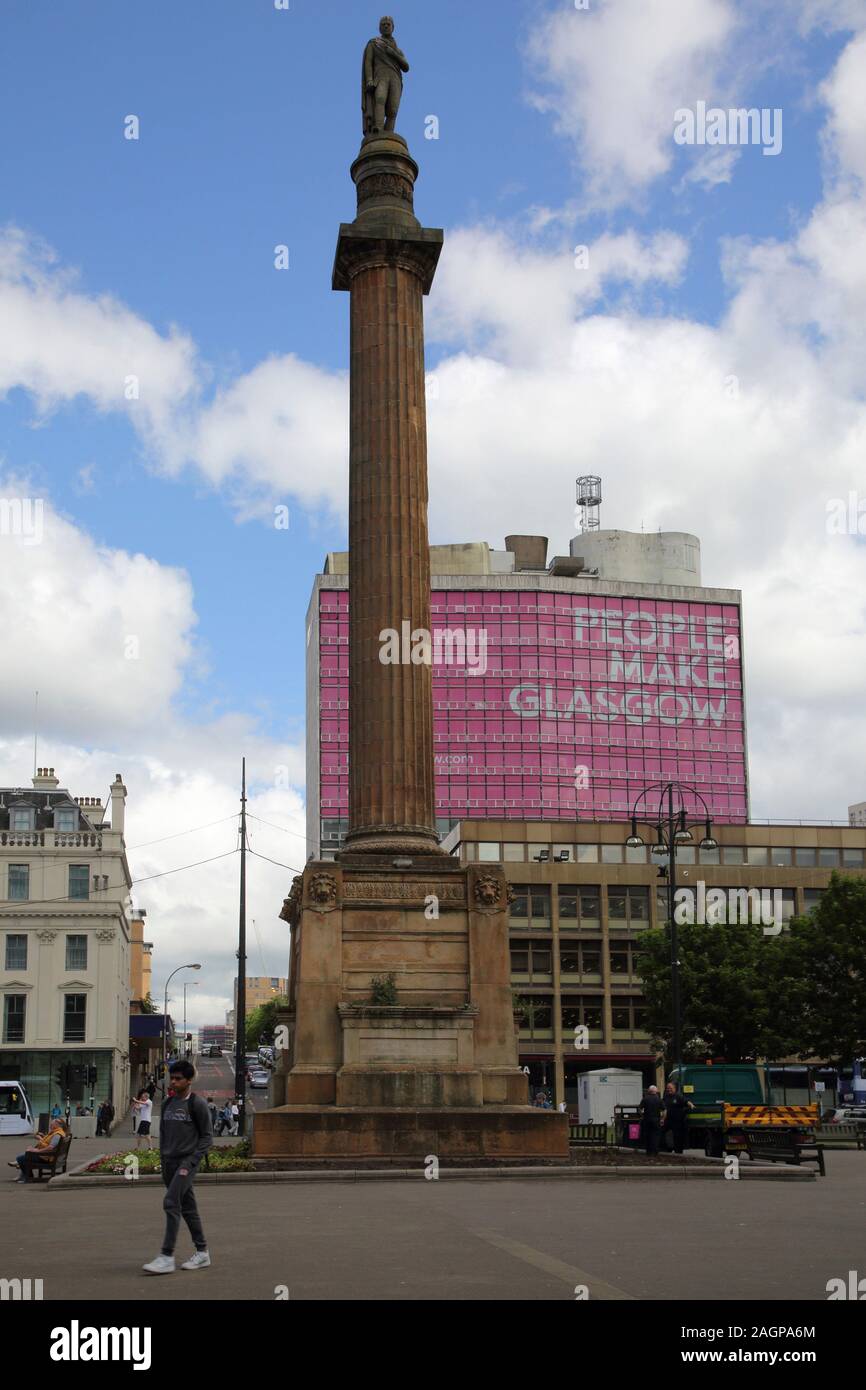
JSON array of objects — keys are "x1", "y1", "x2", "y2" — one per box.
[{"x1": 577, "y1": 1068, "x2": 644, "y2": 1125}]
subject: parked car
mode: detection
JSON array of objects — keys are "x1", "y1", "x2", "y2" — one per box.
[
  {"x1": 828, "y1": 1105, "x2": 866, "y2": 1123},
  {"x1": 249, "y1": 1070, "x2": 270, "y2": 1089}
]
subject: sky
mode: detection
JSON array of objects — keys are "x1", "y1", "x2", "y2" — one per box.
[{"x1": 1, "y1": 0, "x2": 865, "y2": 1027}]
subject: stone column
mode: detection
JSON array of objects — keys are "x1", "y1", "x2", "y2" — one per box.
[{"x1": 333, "y1": 133, "x2": 444, "y2": 855}]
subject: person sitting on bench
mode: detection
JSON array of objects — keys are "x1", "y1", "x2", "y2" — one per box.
[{"x1": 8, "y1": 1118, "x2": 68, "y2": 1182}]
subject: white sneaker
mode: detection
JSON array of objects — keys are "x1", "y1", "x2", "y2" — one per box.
[
  {"x1": 181, "y1": 1250, "x2": 211, "y2": 1270},
  {"x1": 142, "y1": 1254, "x2": 176, "y2": 1275}
]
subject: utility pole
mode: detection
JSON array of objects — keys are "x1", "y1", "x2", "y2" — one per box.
[{"x1": 234, "y1": 758, "x2": 247, "y2": 1136}]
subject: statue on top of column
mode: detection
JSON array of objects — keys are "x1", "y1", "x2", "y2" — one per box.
[{"x1": 362, "y1": 16, "x2": 409, "y2": 135}]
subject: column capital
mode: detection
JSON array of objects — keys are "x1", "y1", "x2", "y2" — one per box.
[{"x1": 332, "y1": 224, "x2": 443, "y2": 294}]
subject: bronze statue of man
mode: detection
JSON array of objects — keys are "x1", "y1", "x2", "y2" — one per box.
[{"x1": 362, "y1": 16, "x2": 409, "y2": 135}]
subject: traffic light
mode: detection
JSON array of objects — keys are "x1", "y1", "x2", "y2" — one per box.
[{"x1": 87, "y1": 1066, "x2": 98, "y2": 1086}]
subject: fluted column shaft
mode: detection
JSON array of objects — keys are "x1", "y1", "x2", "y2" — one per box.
[{"x1": 345, "y1": 259, "x2": 437, "y2": 850}]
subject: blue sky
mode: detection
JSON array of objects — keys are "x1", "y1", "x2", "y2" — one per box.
[
  {"x1": 0, "y1": 1, "x2": 849, "y2": 739},
  {"x1": 2, "y1": 0, "x2": 866, "y2": 1016}
]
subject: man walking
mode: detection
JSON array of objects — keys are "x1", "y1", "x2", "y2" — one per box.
[
  {"x1": 662, "y1": 1081, "x2": 694, "y2": 1154},
  {"x1": 143, "y1": 1060, "x2": 212, "y2": 1275}
]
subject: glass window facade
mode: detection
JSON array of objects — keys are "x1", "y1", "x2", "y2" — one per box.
[
  {"x1": 318, "y1": 590, "x2": 747, "y2": 844},
  {"x1": 508, "y1": 886, "x2": 551, "y2": 928},
  {"x1": 558, "y1": 885, "x2": 601, "y2": 928},
  {"x1": 608, "y1": 886, "x2": 650, "y2": 926}
]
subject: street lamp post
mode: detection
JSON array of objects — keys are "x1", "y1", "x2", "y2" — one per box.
[
  {"x1": 626, "y1": 782, "x2": 716, "y2": 1080},
  {"x1": 162, "y1": 964, "x2": 201, "y2": 1089}
]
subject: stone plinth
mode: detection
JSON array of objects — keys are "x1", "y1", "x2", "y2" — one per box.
[
  {"x1": 254, "y1": 859, "x2": 568, "y2": 1161},
  {"x1": 253, "y1": 1106, "x2": 570, "y2": 1162}
]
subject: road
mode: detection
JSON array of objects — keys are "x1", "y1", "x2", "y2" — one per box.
[
  {"x1": 191, "y1": 1050, "x2": 270, "y2": 1123},
  {"x1": 2, "y1": 1138, "x2": 864, "y2": 1301}
]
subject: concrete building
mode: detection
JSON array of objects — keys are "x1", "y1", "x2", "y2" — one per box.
[
  {"x1": 848, "y1": 801, "x2": 866, "y2": 827},
  {"x1": 307, "y1": 531, "x2": 747, "y2": 857},
  {"x1": 233, "y1": 976, "x2": 288, "y2": 1016},
  {"x1": 129, "y1": 908, "x2": 152, "y2": 1006},
  {"x1": 443, "y1": 818, "x2": 866, "y2": 1107},
  {"x1": 0, "y1": 768, "x2": 132, "y2": 1115}
]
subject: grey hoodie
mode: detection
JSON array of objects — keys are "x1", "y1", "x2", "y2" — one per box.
[{"x1": 159, "y1": 1091, "x2": 213, "y2": 1171}]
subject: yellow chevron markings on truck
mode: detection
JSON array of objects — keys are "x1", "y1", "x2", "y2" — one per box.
[{"x1": 722, "y1": 1104, "x2": 819, "y2": 1127}]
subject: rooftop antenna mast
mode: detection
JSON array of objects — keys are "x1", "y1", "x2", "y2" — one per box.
[{"x1": 575, "y1": 476, "x2": 602, "y2": 533}]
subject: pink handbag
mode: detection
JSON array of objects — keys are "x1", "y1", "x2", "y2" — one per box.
[{"x1": 628, "y1": 1123, "x2": 641, "y2": 1141}]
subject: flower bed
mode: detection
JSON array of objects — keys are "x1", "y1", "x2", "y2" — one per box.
[{"x1": 84, "y1": 1141, "x2": 253, "y2": 1175}]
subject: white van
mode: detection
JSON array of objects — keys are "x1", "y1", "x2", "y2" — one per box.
[{"x1": 0, "y1": 1081, "x2": 36, "y2": 1137}]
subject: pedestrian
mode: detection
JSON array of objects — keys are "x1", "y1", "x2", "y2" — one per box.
[
  {"x1": 95, "y1": 1100, "x2": 106, "y2": 1136},
  {"x1": 230, "y1": 1098, "x2": 240, "y2": 1135},
  {"x1": 9, "y1": 1118, "x2": 68, "y2": 1182},
  {"x1": 639, "y1": 1085, "x2": 664, "y2": 1156},
  {"x1": 50, "y1": 1102, "x2": 62, "y2": 1123},
  {"x1": 218, "y1": 1102, "x2": 232, "y2": 1136},
  {"x1": 142, "y1": 1059, "x2": 213, "y2": 1275},
  {"x1": 207, "y1": 1096, "x2": 219, "y2": 1130},
  {"x1": 132, "y1": 1088, "x2": 154, "y2": 1150},
  {"x1": 662, "y1": 1082, "x2": 694, "y2": 1155}
]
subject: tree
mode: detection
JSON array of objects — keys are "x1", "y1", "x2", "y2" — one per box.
[
  {"x1": 244, "y1": 995, "x2": 289, "y2": 1051},
  {"x1": 776, "y1": 873, "x2": 866, "y2": 1064},
  {"x1": 138, "y1": 993, "x2": 157, "y2": 1014},
  {"x1": 634, "y1": 922, "x2": 796, "y2": 1063}
]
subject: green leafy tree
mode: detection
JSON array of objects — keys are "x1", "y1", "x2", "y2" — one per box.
[
  {"x1": 244, "y1": 995, "x2": 289, "y2": 1051},
  {"x1": 776, "y1": 874, "x2": 866, "y2": 1064},
  {"x1": 138, "y1": 993, "x2": 157, "y2": 1014},
  {"x1": 634, "y1": 922, "x2": 796, "y2": 1063}
]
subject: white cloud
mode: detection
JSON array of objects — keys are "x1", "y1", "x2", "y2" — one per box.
[
  {"x1": 525, "y1": 0, "x2": 737, "y2": 208},
  {"x1": 0, "y1": 492, "x2": 307, "y2": 1021}
]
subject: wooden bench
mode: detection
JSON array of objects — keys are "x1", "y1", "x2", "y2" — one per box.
[
  {"x1": 743, "y1": 1128, "x2": 825, "y2": 1176},
  {"x1": 28, "y1": 1134, "x2": 73, "y2": 1181},
  {"x1": 569, "y1": 1121, "x2": 608, "y2": 1147},
  {"x1": 816, "y1": 1122, "x2": 866, "y2": 1149}
]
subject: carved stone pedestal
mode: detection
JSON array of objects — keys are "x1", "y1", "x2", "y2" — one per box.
[{"x1": 253, "y1": 858, "x2": 569, "y2": 1162}]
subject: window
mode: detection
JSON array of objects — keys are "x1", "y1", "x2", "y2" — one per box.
[
  {"x1": 558, "y1": 886, "x2": 601, "y2": 928},
  {"x1": 818, "y1": 848, "x2": 839, "y2": 868},
  {"x1": 698, "y1": 844, "x2": 720, "y2": 865},
  {"x1": 843, "y1": 848, "x2": 865, "y2": 868},
  {"x1": 609, "y1": 942, "x2": 636, "y2": 977},
  {"x1": 502, "y1": 843, "x2": 525, "y2": 862},
  {"x1": 68, "y1": 865, "x2": 90, "y2": 901},
  {"x1": 477, "y1": 842, "x2": 501, "y2": 861},
  {"x1": 8, "y1": 865, "x2": 29, "y2": 901},
  {"x1": 625, "y1": 843, "x2": 647, "y2": 864},
  {"x1": 65, "y1": 935, "x2": 87, "y2": 971},
  {"x1": 795, "y1": 848, "x2": 816, "y2": 867},
  {"x1": 4, "y1": 935, "x2": 27, "y2": 970},
  {"x1": 611, "y1": 998, "x2": 648, "y2": 1037},
  {"x1": 771, "y1": 847, "x2": 793, "y2": 867},
  {"x1": 561, "y1": 995, "x2": 603, "y2": 1038},
  {"x1": 54, "y1": 808, "x2": 76, "y2": 832},
  {"x1": 3, "y1": 994, "x2": 25, "y2": 1043},
  {"x1": 63, "y1": 993, "x2": 87, "y2": 1042},
  {"x1": 722, "y1": 846, "x2": 745, "y2": 865},
  {"x1": 508, "y1": 885, "x2": 550, "y2": 928},
  {"x1": 745, "y1": 847, "x2": 769, "y2": 866},
  {"x1": 560, "y1": 941, "x2": 602, "y2": 977},
  {"x1": 10, "y1": 807, "x2": 34, "y2": 832},
  {"x1": 517, "y1": 995, "x2": 553, "y2": 1038},
  {"x1": 600, "y1": 844, "x2": 623, "y2": 863},
  {"x1": 575, "y1": 844, "x2": 599, "y2": 863},
  {"x1": 608, "y1": 886, "x2": 650, "y2": 927},
  {"x1": 510, "y1": 940, "x2": 551, "y2": 979},
  {"x1": 803, "y1": 888, "x2": 824, "y2": 915},
  {"x1": 670, "y1": 845, "x2": 695, "y2": 864}
]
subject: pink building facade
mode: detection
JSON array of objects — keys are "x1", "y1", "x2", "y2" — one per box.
[{"x1": 307, "y1": 569, "x2": 748, "y2": 857}]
